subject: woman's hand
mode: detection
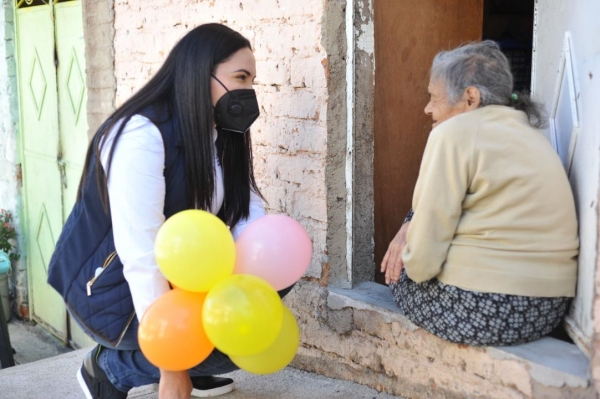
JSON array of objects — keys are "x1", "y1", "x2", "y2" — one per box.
[
  {"x1": 158, "y1": 369, "x2": 192, "y2": 399},
  {"x1": 381, "y1": 222, "x2": 410, "y2": 284}
]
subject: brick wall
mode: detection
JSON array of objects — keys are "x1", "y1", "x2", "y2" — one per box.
[
  {"x1": 0, "y1": 0, "x2": 24, "y2": 316},
  {"x1": 112, "y1": 0, "x2": 334, "y2": 279},
  {"x1": 82, "y1": 0, "x2": 116, "y2": 137}
]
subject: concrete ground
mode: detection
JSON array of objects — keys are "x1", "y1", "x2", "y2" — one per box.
[
  {"x1": 1, "y1": 318, "x2": 403, "y2": 399},
  {"x1": 5, "y1": 318, "x2": 74, "y2": 365}
]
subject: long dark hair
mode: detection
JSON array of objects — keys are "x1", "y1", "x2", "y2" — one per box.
[{"x1": 78, "y1": 23, "x2": 263, "y2": 228}]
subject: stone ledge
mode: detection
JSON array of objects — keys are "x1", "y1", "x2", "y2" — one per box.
[{"x1": 329, "y1": 281, "x2": 590, "y2": 390}]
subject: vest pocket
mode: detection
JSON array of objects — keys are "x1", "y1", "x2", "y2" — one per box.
[{"x1": 86, "y1": 251, "x2": 118, "y2": 296}]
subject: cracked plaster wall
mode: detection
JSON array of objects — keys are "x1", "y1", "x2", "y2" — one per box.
[{"x1": 0, "y1": 0, "x2": 25, "y2": 318}]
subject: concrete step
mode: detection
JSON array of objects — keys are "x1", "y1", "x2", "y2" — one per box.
[{"x1": 0, "y1": 347, "x2": 403, "y2": 399}]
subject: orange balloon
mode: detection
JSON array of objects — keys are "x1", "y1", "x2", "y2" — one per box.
[{"x1": 138, "y1": 289, "x2": 214, "y2": 371}]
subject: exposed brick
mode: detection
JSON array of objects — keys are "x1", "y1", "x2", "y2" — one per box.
[
  {"x1": 291, "y1": 54, "x2": 328, "y2": 88},
  {"x1": 255, "y1": 59, "x2": 289, "y2": 86},
  {"x1": 83, "y1": 0, "x2": 116, "y2": 136}
]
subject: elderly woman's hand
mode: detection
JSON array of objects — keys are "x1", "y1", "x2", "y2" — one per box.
[{"x1": 381, "y1": 222, "x2": 410, "y2": 284}]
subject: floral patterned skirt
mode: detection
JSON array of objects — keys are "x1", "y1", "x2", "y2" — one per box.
[{"x1": 390, "y1": 270, "x2": 570, "y2": 346}]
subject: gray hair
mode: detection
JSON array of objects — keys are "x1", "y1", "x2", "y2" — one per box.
[{"x1": 430, "y1": 40, "x2": 545, "y2": 128}]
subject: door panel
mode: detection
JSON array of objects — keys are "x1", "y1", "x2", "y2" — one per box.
[
  {"x1": 373, "y1": 0, "x2": 483, "y2": 283},
  {"x1": 16, "y1": 0, "x2": 92, "y2": 347},
  {"x1": 54, "y1": 1, "x2": 94, "y2": 348},
  {"x1": 16, "y1": 4, "x2": 67, "y2": 339},
  {"x1": 55, "y1": 1, "x2": 89, "y2": 215}
]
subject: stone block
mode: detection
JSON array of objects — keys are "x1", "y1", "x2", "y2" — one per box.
[
  {"x1": 291, "y1": 55, "x2": 328, "y2": 88},
  {"x1": 262, "y1": 86, "x2": 321, "y2": 120},
  {"x1": 86, "y1": 28, "x2": 116, "y2": 49},
  {"x1": 87, "y1": 70, "x2": 115, "y2": 89},
  {"x1": 328, "y1": 307, "x2": 355, "y2": 335},
  {"x1": 255, "y1": 58, "x2": 289, "y2": 86},
  {"x1": 281, "y1": 0, "x2": 322, "y2": 18}
]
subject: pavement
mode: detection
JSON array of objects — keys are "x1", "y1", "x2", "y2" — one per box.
[
  {"x1": 5, "y1": 318, "x2": 73, "y2": 365},
  {"x1": 1, "y1": 318, "x2": 403, "y2": 399}
]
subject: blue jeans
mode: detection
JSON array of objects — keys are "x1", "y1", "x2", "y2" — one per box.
[{"x1": 86, "y1": 285, "x2": 295, "y2": 392}]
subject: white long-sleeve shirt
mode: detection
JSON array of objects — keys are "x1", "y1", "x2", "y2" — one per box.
[{"x1": 100, "y1": 115, "x2": 265, "y2": 320}]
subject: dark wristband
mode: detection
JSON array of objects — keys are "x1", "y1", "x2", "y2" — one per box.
[{"x1": 402, "y1": 208, "x2": 414, "y2": 225}]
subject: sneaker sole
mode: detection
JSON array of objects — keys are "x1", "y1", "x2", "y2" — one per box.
[
  {"x1": 191, "y1": 381, "x2": 235, "y2": 398},
  {"x1": 77, "y1": 367, "x2": 94, "y2": 399},
  {"x1": 150, "y1": 381, "x2": 235, "y2": 398}
]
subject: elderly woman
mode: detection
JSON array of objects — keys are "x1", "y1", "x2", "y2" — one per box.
[{"x1": 380, "y1": 41, "x2": 579, "y2": 346}]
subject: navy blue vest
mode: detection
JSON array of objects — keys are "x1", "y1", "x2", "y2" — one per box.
[{"x1": 48, "y1": 105, "x2": 192, "y2": 346}]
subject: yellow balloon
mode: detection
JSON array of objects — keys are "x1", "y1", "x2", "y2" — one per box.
[
  {"x1": 155, "y1": 210, "x2": 235, "y2": 292},
  {"x1": 230, "y1": 306, "x2": 299, "y2": 374},
  {"x1": 203, "y1": 274, "x2": 283, "y2": 356}
]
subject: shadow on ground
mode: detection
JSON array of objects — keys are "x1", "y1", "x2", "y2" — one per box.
[{"x1": 4, "y1": 317, "x2": 73, "y2": 367}]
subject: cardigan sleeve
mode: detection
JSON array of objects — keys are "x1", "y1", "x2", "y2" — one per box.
[{"x1": 402, "y1": 123, "x2": 473, "y2": 283}]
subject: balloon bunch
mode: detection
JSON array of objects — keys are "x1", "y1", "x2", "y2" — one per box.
[{"x1": 138, "y1": 210, "x2": 313, "y2": 375}]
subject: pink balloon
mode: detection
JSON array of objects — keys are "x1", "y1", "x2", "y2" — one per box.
[{"x1": 234, "y1": 215, "x2": 313, "y2": 290}]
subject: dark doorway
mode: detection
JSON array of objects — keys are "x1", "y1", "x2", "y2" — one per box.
[{"x1": 483, "y1": 0, "x2": 535, "y2": 92}]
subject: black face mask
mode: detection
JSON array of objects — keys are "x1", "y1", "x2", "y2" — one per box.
[{"x1": 212, "y1": 75, "x2": 260, "y2": 133}]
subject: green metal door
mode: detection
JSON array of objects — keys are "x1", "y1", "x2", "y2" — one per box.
[
  {"x1": 54, "y1": 1, "x2": 94, "y2": 347},
  {"x1": 15, "y1": 1, "x2": 65, "y2": 341},
  {"x1": 55, "y1": 1, "x2": 88, "y2": 211},
  {"x1": 15, "y1": 0, "x2": 94, "y2": 347}
]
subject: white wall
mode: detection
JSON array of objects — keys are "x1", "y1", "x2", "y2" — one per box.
[
  {"x1": 0, "y1": 0, "x2": 22, "y2": 314},
  {"x1": 532, "y1": 0, "x2": 600, "y2": 350},
  {"x1": 0, "y1": 0, "x2": 18, "y2": 210}
]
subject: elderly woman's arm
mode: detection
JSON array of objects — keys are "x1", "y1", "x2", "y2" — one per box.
[
  {"x1": 381, "y1": 209, "x2": 414, "y2": 284},
  {"x1": 402, "y1": 124, "x2": 472, "y2": 283}
]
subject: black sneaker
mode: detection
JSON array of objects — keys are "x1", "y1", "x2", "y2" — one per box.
[
  {"x1": 77, "y1": 345, "x2": 127, "y2": 399},
  {"x1": 190, "y1": 376, "x2": 235, "y2": 397}
]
